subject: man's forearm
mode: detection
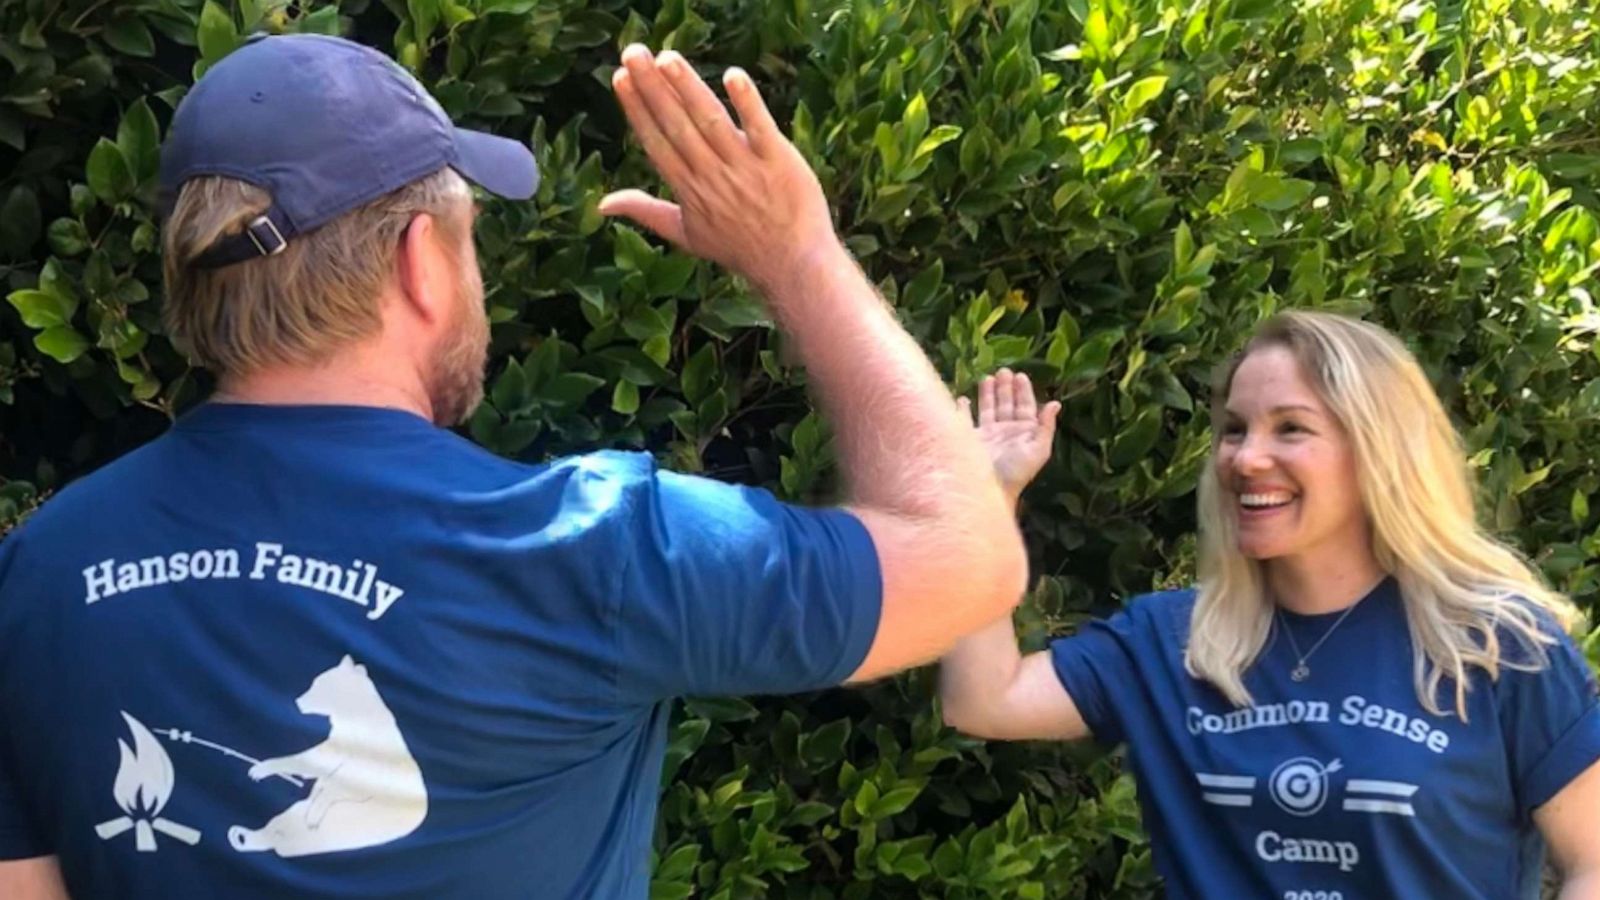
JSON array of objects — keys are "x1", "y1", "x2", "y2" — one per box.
[
  {"x1": 1562, "y1": 871, "x2": 1600, "y2": 900},
  {"x1": 761, "y1": 242, "x2": 1004, "y2": 524}
]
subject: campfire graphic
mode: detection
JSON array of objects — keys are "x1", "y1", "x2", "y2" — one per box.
[{"x1": 94, "y1": 713, "x2": 201, "y2": 852}]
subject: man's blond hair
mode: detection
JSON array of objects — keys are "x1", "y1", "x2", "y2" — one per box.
[{"x1": 161, "y1": 167, "x2": 471, "y2": 376}]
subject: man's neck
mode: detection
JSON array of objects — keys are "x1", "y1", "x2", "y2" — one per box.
[{"x1": 215, "y1": 355, "x2": 434, "y2": 422}]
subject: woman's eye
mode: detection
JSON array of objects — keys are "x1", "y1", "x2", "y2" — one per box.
[{"x1": 1279, "y1": 421, "x2": 1306, "y2": 434}]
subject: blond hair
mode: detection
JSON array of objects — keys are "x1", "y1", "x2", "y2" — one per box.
[
  {"x1": 1186, "y1": 310, "x2": 1580, "y2": 718},
  {"x1": 161, "y1": 166, "x2": 471, "y2": 376}
]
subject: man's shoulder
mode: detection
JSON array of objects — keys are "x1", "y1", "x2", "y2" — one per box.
[{"x1": 6, "y1": 437, "x2": 174, "y2": 545}]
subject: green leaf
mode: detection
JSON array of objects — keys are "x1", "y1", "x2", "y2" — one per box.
[
  {"x1": 1248, "y1": 173, "x2": 1315, "y2": 211},
  {"x1": 655, "y1": 844, "x2": 700, "y2": 881},
  {"x1": 611, "y1": 379, "x2": 639, "y2": 415},
  {"x1": 871, "y1": 785, "x2": 924, "y2": 818},
  {"x1": 852, "y1": 780, "x2": 880, "y2": 817},
  {"x1": 680, "y1": 344, "x2": 717, "y2": 405},
  {"x1": 104, "y1": 15, "x2": 156, "y2": 57},
  {"x1": 0, "y1": 186, "x2": 41, "y2": 258},
  {"x1": 613, "y1": 225, "x2": 658, "y2": 274},
  {"x1": 539, "y1": 372, "x2": 605, "y2": 407},
  {"x1": 1083, "y1": 8, "x2": 1110, "y2": 59},
  {"x1": 7, "y1": 290, "x2": 67, "y2": 328},
  {"x1": 902, "y1": 92, "x2": 929, "y2": 148},
  {"x1": 34, "y1": 326, "x2": 89, "y2": 363},
  {"x1": 649, "y1": 254, "x2": 697, "y2": 297},
  {"x1": 682, "y1": 696, "x2": 759, "y2": 722},
  {"x1": 1122, "y1": 75, "x2": 1168, "y2": 115},
  {"x1": 1510, "y1": 464, "x2": 1553, "y2": 495},
  {"x1": 1109, "y1": 408, "x2": 1162, "y2": 468},
  {"x1": 913, "y1": 124, "x2": 963, "y2": 161},
  {"x1": 441, "y1": 1, "x2": 476, "y2": 29},
  {"x1": 298, "y1": 6, "x2": 343, "y2": 35},
  {"x1": 71, "y1": 184, "x2": 96, "y2": 218},
  {"x1": 197, "y1": 1, "x2": 239, "y2": 63},
  {"x1": 802, "y1": 718, "x2": 851, "y2": 769},
  {"x1": 117, "y1": 99, "x2": 161, "y2": 183},
  {"x1": 48, "y1": 219, "x2": 90, "y2": 257},
  {"x1": 86, "y1": 139, "x2": 134, "y2": 203},
  {"x1": 0, "y1": 109, "x2": 23, "y2": 152},
  {"x1": 1172, "y1": 221, "x2": 1194, "y2": 270},
  {"x1": 1062, "y1": 328, "x2": 1123, "y2": 382},
  {"x1": 785, "y1": 801, "x2": 834, "y2": 828},
  {"x1": 490, "y1": 358, "x2": 529, "y2": 414}
]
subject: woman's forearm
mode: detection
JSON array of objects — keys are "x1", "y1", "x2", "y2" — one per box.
[{"x1": 938, "y1": 613, "x2": 1026, "y2": 736}]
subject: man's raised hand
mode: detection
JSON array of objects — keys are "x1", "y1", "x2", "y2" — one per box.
[{"x1": 599, "y1": 45, "x2": 838, "y2": 294}]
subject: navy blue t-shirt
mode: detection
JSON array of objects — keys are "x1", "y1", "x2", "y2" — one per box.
[
  {"x1": 0, "y1": 403, "x2": 882, "y2": 898},
  {"x1": 1052, "y1": 579, "x2": 1600, "y2": 899}
]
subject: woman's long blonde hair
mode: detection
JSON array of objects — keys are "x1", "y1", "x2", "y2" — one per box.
[{"x1": 1185, "y1": 311, "x2": 1580, "y2": 718}]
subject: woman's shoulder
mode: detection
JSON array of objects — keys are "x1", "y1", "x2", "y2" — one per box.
[
  {"x1": 1481, "y1": 593, "x2": 1585, "y2": 668},
  {"x1": 1109, "y1": 585, "x2": 1200, "y2": 637}
]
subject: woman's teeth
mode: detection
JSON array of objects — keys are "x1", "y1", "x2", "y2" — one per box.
[{"x1": 1241, "y1": 492, "x2": 1294, "y2": 508}]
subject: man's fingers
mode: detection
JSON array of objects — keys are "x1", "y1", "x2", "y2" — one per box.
[
  {"x1": 621, "y1": 45, "x2": 720, "y2": 176},
  {"x1": 956, "y1": 396, "x2": 973, "y2": 426},
  {"x1": 612, "y1": 68, "x2": 691, "y2": 188},
  {"x1": 978, "y1": 375, "x2": 997, "y2": 426},
  {"x1": 657, "y1": 51, "x2": 747, "y2": 163},
  {"x1": 722, "y1": 67, "x2": 782, "y2": 157},
  {"x1": 597, "y1": 190, "x2": 687, "y2": 247}
]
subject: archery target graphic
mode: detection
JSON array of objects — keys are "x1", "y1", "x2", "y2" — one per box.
[{"x1": 1269, "y1": 756, "x2": 1341, "y2": 816}]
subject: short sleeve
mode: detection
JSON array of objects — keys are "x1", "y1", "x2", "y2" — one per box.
[
  {"x1": 1497, "y1": 620, "x2": 1600, "y2": 818},
  {"x1": 0, "y1": 753, "x2": 45, "y2": 860},
  {"x1": 1049, "y1": 605, "x2": 1144, "y2": 746},
  {"x1": 611, "y1": 469, "x2": 882, "y2": 703},
  {"x1": 0, "y1": 535, "x2": 47, "y2": 859}
]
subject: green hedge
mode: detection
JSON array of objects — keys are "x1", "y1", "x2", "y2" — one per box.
[{"x1": 4, "y1": 0, "x2": 1599, "y2": 896}]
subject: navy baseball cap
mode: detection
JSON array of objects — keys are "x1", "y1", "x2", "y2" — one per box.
[{"x1": 160, "y1": 33, "x2": 538, "y2": 269}]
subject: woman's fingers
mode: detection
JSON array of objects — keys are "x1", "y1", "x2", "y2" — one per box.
[
  {"x1": 995, "y1": 369, "x2": 1017, "y2": 422},
  {"x1": 1038, "y1": 401, "x2": 1061, "y2": 439},
  {"x1": 1015, "y1": 372, "x2": 1037, "y2": 420}
]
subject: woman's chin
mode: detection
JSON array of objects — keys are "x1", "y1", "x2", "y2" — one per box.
[{"x1": 1235, "y1": 540, "x2": 1287, "y2": 561}]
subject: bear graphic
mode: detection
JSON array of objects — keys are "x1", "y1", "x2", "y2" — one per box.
[{"x1": 228, "y1": 655, "x2": 427, "y2": 857}]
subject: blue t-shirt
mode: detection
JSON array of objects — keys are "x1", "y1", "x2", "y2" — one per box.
[
  {"x1": 1052, "y1": 579, "x2": 1600, "y2": 900},
  {"x1": 0, "y1": 403, "x2": 882, "y2": 898}
]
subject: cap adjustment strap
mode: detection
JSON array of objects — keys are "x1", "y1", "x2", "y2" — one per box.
[{"x1": 192, "y1": 207, "x2": 295, "y2": 269}]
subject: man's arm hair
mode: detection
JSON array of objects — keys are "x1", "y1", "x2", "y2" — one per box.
[
  {"x1": 762, "y1": 246, "x2": 1027, "y2": 681},
  {"x1": 601, "y1": 46, "x2": 1027, "y2": 682}
]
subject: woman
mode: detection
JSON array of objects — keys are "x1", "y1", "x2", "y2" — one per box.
[{"x1": 941, "y1": 311, "x2": 1600, "y2": 898}]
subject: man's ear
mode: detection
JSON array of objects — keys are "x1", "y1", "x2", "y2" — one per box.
[{"x1": 396, "y1": 212, "x2": 450, "y2": 325}]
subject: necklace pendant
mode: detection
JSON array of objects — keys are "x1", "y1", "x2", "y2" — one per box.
[{"x1": 1291, "y1": 663, "x2": 1310, "y2": 682}]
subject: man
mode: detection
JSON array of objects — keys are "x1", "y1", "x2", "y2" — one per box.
[{"x1": 0, "y1": 35, "x2": 1024, "y2": 898}]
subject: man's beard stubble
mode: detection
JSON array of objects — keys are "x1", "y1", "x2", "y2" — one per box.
[{"x1": 427, "y1": 272, "x2": 489, "y2": 427}]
